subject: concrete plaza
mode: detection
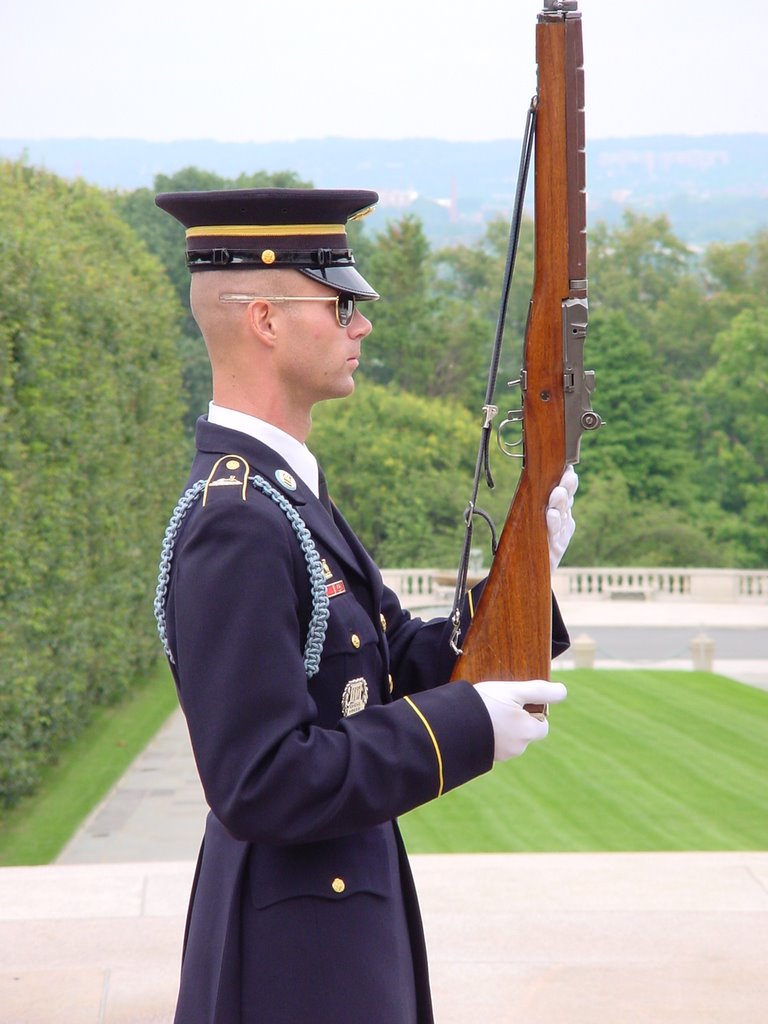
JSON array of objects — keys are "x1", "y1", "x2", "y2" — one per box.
[{"x1": 2, "y1": 852, "x2": 768, "y2": 1023}]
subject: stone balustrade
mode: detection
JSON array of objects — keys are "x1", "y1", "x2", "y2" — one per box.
[
  {"x1": 556, "y1": 567, "x2": 768, "y2": 603},
  {"x1": 379, "y1": 568, "x2": 452, "y2": 609},
  {"x1": 380, "y1": 566, "x2": 768, "y2": 609}
]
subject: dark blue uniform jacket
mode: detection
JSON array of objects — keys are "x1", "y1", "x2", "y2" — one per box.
[{"x1": 162, "y1": 418, "x2": 569, "y2": 1024}]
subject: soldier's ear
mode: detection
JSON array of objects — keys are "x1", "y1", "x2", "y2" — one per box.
[{"x1": 246, "y1": 299, "x2": 279, "y2": 349}]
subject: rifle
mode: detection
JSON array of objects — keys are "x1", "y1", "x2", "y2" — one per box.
[{"x1": 450, "y1": 1, "x2": 601, "y2": 710}]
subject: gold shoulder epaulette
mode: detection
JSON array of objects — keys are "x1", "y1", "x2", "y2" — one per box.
[{"x1": 202, "y1": 455, "x2": 250, "y2": 507}]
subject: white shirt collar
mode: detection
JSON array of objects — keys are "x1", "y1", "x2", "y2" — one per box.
[{"x1": 207, "y1": 402, "x2": 319, "y2": 498}]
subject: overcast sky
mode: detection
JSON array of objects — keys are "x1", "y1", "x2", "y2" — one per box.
[{"x1": 1, "y1": 0, "x2": 763, "y2": 142}]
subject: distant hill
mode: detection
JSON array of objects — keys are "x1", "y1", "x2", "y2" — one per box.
[{"x1": 2, "y1": 134, "x2": 766, "y2": 247}]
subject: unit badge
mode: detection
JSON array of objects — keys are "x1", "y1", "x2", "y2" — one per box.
[
  {"x1": 341, "y1": 677, "x2": 369, "y2": 717},
  {"x1": 275, "y1": 469, "x2": 297, "y2": 491}
]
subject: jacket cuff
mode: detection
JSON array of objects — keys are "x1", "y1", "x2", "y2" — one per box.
[{"x1": 402, "y1": 680, "x2": 494, "y2": 797}]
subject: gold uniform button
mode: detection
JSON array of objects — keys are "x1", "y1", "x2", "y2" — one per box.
[
  {"x1": 331, "y1": 877, "x2": 346, "y2": 894},
  {"x1": 380, "y1": 613, "x2": 387, "y2": 632},
  {"x1": 388, "y1": 674, "x2": 394, "y2": 693},
  {"x1": 350, "y1": 633, "x2": 361, "y2": 649}
]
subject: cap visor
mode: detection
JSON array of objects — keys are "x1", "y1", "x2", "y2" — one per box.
[{"x1": 299, "y1": 266, "x2": 379, "y2": 301}]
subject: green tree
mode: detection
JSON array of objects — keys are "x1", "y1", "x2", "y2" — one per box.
[
  {"x1": 647, "y1": 228, "x2": 768, "y2": 384},
  {"x1": 310, "y1": 379, "x2": 518, "y2": 567},
  {"x1": 362, "y1": 215, "x2": 437, "y2": 390},
  {"x1": 590, "y1": 211, "x2": 693, "y2": 317},
  {"x1": 434, "y1": 215, "x2": 534, "y2": 337},
  {"x1": 588, "y1": 212, "x2": 716, "y2": 387},
  {"x1": 576, "y1": 309, "x2": 693, "y2": 507},
  {"x1": 433, "y1": 216, "x2": 535, "y2": 400},
  {"x1": 701, "y1": 229, "x2": 768, "y2": 334},
  {"x1": 693, "y1": 306, "x2": 768, "y2": 565},
  {"x1": 558, "y1": 306, "x2": 750, "y2": 565},
  {"x1": 648, "y1": 274, "x2": 721, "y2": 381},
  {"x1": 705, "y1": 229, "x2": 768, "y2": 302},
  {"x1": 0, "y1": 160, "x2": 187, "y2": 807},
  {"x1": 565, "y1": 472, "x2": 730, "y2": 567},
  {"x1": 362, "y1": 214, "x2": 516, "y2": 409}
]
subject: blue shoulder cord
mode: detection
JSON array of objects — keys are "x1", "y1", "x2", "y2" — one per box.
[{"x1": 154, "y1": 475, "x2": 330, "y2": 678}]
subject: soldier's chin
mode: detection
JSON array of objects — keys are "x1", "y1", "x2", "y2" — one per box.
[{"x1": 320, "y1": 378, "x2": 356, "y2": 404}]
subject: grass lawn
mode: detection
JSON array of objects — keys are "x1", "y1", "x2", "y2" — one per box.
[
  {"x1": 1, "y1": 667, "x2": 765, "y2": 865},
  {"x1": 0, "y1": 660, "x2": 178, "y2": 866},
  {"x1": 399, "y1": 670, "x2": 768, "y2": 852}
]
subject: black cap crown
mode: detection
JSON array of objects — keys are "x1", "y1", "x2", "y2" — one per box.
[{"x1": 155, "y1": 187, "x2": 379, "y2": 299}]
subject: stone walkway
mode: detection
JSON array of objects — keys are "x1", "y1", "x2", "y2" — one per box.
[
  {"x1": 2, "y1": 853, "x2": 767, "y2": 1023},
  {"x1": 56, "y1": 708, "x2": 207, "y2": 866}
]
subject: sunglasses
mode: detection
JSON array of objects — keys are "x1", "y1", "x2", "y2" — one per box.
[{"x1": 219, "y1": 292, "x2": 357, "y2": 328}]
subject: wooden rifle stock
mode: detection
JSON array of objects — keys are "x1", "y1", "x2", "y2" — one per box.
[{"x1": 451, "y1": 3, "x2": 588, "y2": 705}]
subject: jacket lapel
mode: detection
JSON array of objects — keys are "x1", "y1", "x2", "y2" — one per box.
[{"x1": 329, "y1": 506, "x2": 384, "y2": 612}]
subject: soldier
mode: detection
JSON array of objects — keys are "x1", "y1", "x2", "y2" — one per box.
[{"x1": 154, "y1": 188, "x2": 574, "y2": 1024}]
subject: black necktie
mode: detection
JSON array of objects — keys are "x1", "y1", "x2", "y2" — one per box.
[{"x1": 317, "y1": 466, "x2": 333, "y2": 515}]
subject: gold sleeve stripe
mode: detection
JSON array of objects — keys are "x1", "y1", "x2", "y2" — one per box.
[
  {"x1": 468, "y1": 588, "x2": 476, "y2": 620},
  {"x1": 403, "y1": 696, "x2": 444, "y2": 798},
  {"x1": 185, "y1": 223, "x2": 346, "y2": 238}
]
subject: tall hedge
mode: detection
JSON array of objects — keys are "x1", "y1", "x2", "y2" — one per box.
[{"x1": 0, "y1": 161, "x2": 188, "y2": 807}]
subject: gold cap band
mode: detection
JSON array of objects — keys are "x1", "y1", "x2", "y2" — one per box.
[{"x1": 185, "y1": 223, "x2": 346, "y2": 239}]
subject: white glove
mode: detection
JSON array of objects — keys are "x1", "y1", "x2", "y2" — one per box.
[
  {"x1": 475, "y1": 679, "x2": 567, "y2": 761},
  {"x1": 546, "y1": 465, "x2": 578, "y2": 573}
]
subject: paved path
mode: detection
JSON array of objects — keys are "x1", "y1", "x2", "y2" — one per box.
[
  {"x1": 2, "y1": 597, "x2": 765, "y2": 1022},
  {"x1": 57, "y1": 706, "x2": 207, "y2": 866}
]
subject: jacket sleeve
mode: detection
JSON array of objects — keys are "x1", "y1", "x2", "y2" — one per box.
[{"x1": 167, "y1": 498, "x2": 494, "y2": 847}]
